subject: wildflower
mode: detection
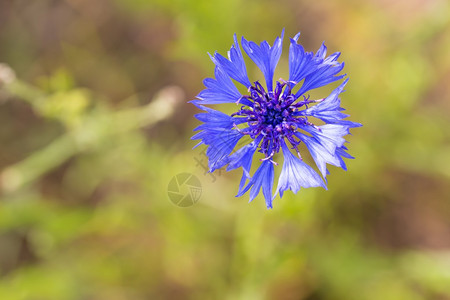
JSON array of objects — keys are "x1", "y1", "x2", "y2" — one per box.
[{"x1": 191, "y1": 31, "x2": 361, "y2": 209}]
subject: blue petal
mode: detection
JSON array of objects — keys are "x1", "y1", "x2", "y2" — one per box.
[
  {"x1": 241, "y1": 30, "x2": 284, "y2": 92},
  {"x1": 196, "y1": 67, "x2": 252, "y2": 105},
  {"x1": 299, "y1": 134, "x2": 342, "y2": 178},
  {"x1": 288, "y1": 34, "x2": 320, "y2": 84},
  {"x1": 237, "y1": 160, "x2": 275, "y2": 209},
  {"x1": 305, "y1": 78, "x2": 347, "y2": 112},
  {"x1": 237, "y1": 171, "x2": 250, "y2": 195},
  {"x1": 210, "y1": 34, "x2": 252, "y2": 88},
  {"x1": 298, "y1": 79, "x2": 349, "y2": 123},
  {"x1": 314, "y1": 42, "x2": 329, "y2": 61},
  {"x1": 193, "y1": 105, "x2": 247, "y2": 131},
  {"x1": 296, "y1": 123, "x2": 351, "y2": 154},
  {"x1": 335, "y1": 146, "x2": 355, "y2": 171},
  {"x1": 336, "y1": 120, "x2": 363, "y2": 127},
  {"x1": 295, "y1": 43, "x2": 345, "y2": 97},
  {"x1": 316, "y1": 124, "x2": 351, "y2": 148},
  {"x1": 207, "y1": 129, "x2": 243, "y2": 172},
  {"x1": 275, "y1": 141, "x2": 326, "y2": 198},
  {"x1": 227, "y1": 137, "x2": 261, "y2": 177},
  {"x1": 192, "y1": 127, "x2": 243, "y2": 172},
  {"x1": 293, "y1": 78, "x2": 362, "y2": 127}
]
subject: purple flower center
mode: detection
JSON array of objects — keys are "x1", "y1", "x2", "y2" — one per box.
[
  {"x1": 263, "y1": 108, "x2": 284, "y2": 127},
  {"x1": 232, "y1": 80, "x2": 316, "y2": 161}
]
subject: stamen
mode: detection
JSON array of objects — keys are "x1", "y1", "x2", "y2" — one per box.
[{"x1": 232, "y1": 79, "x2": 322, "y2": 159}]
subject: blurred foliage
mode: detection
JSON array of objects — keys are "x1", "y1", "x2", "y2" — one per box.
[{"x1": 1, "y1": 0, "x2": 450, "y2": 299}]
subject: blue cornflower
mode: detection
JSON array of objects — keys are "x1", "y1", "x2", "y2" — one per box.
[{"x1": 191, "y1": 30, "x2": 361, "y2": 209}]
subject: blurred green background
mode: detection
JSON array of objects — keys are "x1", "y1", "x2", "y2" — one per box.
[{"x1": 1, "y1": 0, "x2": 450, "y2": 299}]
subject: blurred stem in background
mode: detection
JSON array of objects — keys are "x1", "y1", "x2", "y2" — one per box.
[{"x1": 0, "y1": 63, "x2": 182, "y2": 194}]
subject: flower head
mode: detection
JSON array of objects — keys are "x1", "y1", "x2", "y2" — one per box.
[{"x1": 192, "y1": 30, "x2": 361, "y2": 209}]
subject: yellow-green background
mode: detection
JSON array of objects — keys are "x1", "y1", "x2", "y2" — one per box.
[{"x1": 1, "y1": 0, "x2": 450, "y2": 299}]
